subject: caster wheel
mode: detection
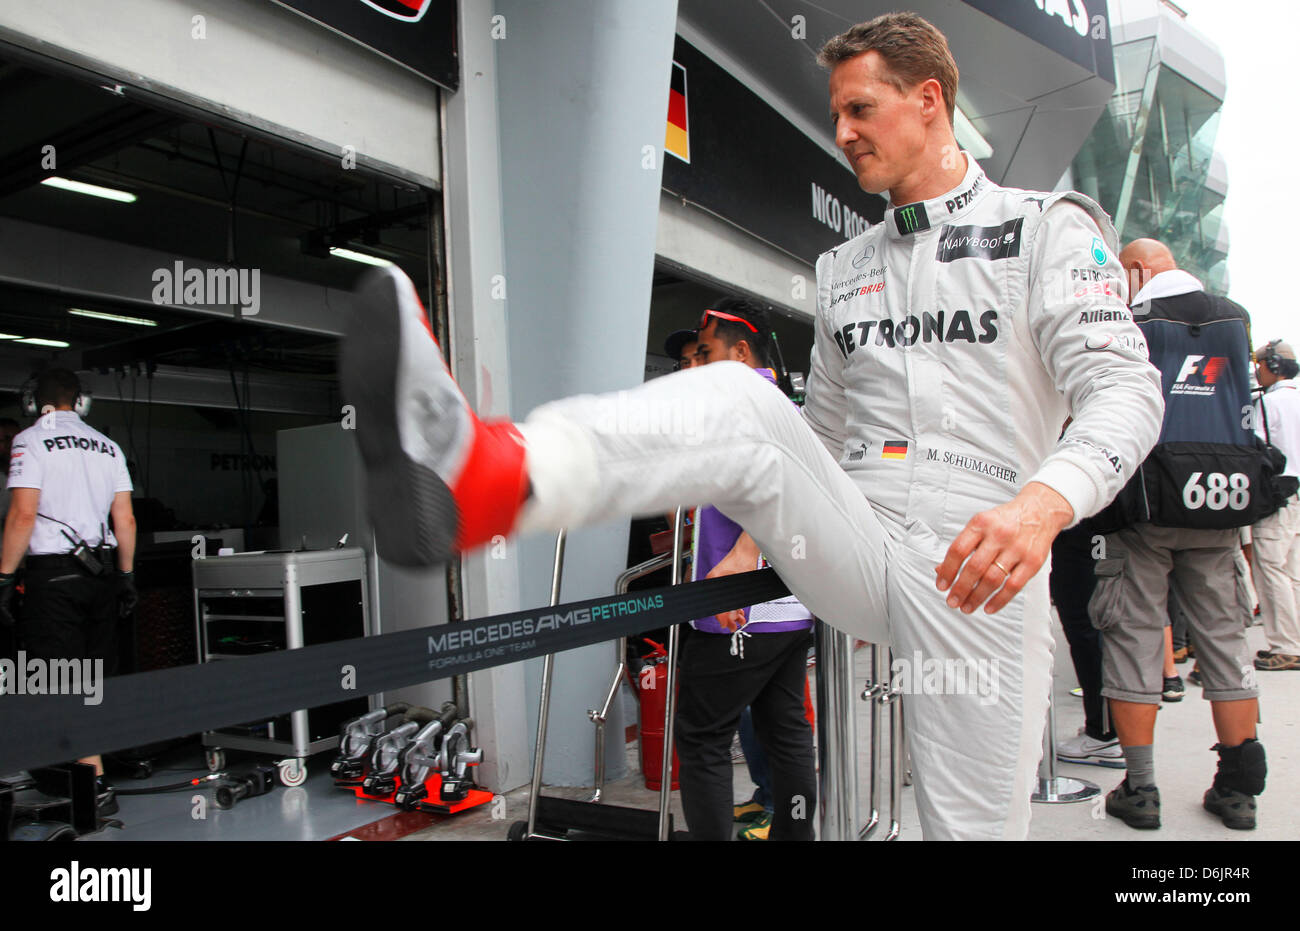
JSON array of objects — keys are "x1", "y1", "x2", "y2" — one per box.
[
  {"x1": 279, "y1": 758, "x2": 308, "y2": 787},
  {"x1": 205, "y1": 749, "x2": 226, "y2": 773},
  {"x1": 131, "y1": 761, "x2": 153, "y2": 779},
  {"x1": 507, "y1": 820, "x2": 529, "y2": 842}
]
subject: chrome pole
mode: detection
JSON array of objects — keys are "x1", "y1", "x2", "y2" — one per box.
[
  {"x1": 815, "y1": 622, "x2": 857, "y2": 840},
  {"x1": 586, "y1": 635, "x2": 626, "y2": 803},
  {"x1": 525, "y1": 529, "x2": 567, "y2": 838},
  {"x1": 858, "y1": 643, "x2": 883, "y2": 839},
  {"x1": 883, "y1": 648, "x2": 903, "y2": 841},
  {"x1": 1032, "y1": 671, "x2": 1099, "y2": 804},
  {"x1": 593, "y1": 553, "x2": 673, "y2": 805},
  {"x1": 657, "y1": 508, "x2": 686, "y2": 841}
]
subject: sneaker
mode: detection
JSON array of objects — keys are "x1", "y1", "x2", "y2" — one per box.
[
  {"x1": 1187, "y1": 666, "x2": 1202, "y2": 687},
  {"x1": 1203, "y1": 785, "x2": 1256, "y2": 830},
  {"x1": 1056, "y1": 728, "x2": 1125, "y2": 768},
  {"x1": 1161, "y1": 676, "x2": 1185, "y2": 702},
  {"x1": 729, "y1": 733, "x2": 745, "y2": 764},
  {"x1": 1069, "y1": 686, "x2": 1083, "y2": 698},
  {"x1": 1105, "y1": 778, "x2": 1160, "y2": 829},
  {"x1": 1254, "y1": 653, "x2": 1300, "y2": 671},
  {"x1": 340, "y1": 267, "x2": 530, "y2": 566},
  {"x1": 1172, "y1": 646, "x2": 1189, "y2": 664},
  {"x1": 738, "y1": 811, "x2": 772, "y2": 840},
  {"x1": 733, "y1": 799, "x2": 766, "y2": 823}
]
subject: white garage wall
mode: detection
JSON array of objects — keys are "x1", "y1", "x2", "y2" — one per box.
[{"x1": 0, "y1": 0, "x2": 441, "y2": 184}]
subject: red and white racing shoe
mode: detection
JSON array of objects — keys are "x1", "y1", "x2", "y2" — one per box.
[{"x1": 340, "y1": 267, "x2": 529, "y2": 566}]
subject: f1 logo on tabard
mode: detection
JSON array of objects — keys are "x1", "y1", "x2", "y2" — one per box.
[
  {"x1": 1174, "y1": 355, "x2": 1226, "y2": 385},
  {"x1": 359, "y1": 0, "x2": 432, "y2": 21}
]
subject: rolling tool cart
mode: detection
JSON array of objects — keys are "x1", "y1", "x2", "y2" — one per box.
[{"x1": 193, "y1": 547, "x2": 371, "y2": 786}]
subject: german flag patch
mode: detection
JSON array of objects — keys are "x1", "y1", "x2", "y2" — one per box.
[
  {"x1": 665, "y1": 62, "x2": 689, "y2": 163},
  {"x1": 881, "y1": 441, "x2": 908, "y2": 460}
]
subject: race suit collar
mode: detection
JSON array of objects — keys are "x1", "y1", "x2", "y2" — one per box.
[
  {"x1": 883, "y1": 154, "x2": 987, "y2": 239},
  {"x1": 1131, "y1": 268, "x2": 1203, "y2": 304}
]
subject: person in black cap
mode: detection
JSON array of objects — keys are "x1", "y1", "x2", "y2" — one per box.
[{"x1": 664, "y1": 328, "x2": 702, "y2": 372}]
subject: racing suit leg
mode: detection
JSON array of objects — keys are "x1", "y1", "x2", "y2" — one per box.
[
  {"x1": 886, "y1": 523, "x2": 1053, "y2": 840},
  {"x1": 515, "y1": 360, "x2": 892, "y2": 642}
]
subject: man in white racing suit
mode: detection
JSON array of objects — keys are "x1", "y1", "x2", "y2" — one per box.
[{"x1": 340, "y1": 12, "x2": 1164, "y2": 839}]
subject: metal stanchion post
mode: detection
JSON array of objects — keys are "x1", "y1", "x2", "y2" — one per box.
[
  {"x1": 525, "y1": 529, "x2": 567, "y2": 838},
  {"x1": 656, "y1": 508, "x2": 687, "y2": 841},
  {"x1": 815, "y1": 622, "x2": 858, "y2": 840},
  {"x1": 882, "y1": 648, "x2": 904, "y2": 840},
  {"x1": 586, "y1": 635, "x2": 626, "y2": 804},
  {"x1": 858, "y1": 643, "x2": 883, "y2": 839},
  {"x1": 1031, "y1": 671, "x2": 1099, "y2": 804}
]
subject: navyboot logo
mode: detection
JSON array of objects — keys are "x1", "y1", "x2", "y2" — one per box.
[{"x1": 936, "y1": 218, "x2": 1024, "y2": 263}]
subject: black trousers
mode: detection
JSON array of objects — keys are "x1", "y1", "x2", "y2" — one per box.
[
  {"x1": 674, "y1": 627, "x2": 815, "y2": 841},
  {"x1": 20, "y1": 564, "x2": 119, "y2": 674},
  {"x1": 1049, "y1": 526, "x2": 1111, "y2": 740}
]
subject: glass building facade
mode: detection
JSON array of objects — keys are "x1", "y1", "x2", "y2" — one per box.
[{"x1": 1071, "y1": 5, "x2": 1229, "y2": 293}]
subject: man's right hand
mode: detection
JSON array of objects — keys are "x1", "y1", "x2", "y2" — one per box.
[{"x1": 0, "y1": 572, "x2": 16, "y2": 627}]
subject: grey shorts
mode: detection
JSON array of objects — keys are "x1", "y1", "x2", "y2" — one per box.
[{"x1": 1090, "y1": 524, "x2": 1259, "y2": 705}]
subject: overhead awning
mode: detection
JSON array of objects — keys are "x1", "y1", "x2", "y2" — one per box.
[{"x1": 675, "y1": 0, "x2": 1118, "y2": 191}]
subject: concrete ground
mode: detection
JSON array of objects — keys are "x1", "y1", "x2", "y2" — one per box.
[{"x1": 402, "y1": 613, "x2": 1298, "y2": 841}]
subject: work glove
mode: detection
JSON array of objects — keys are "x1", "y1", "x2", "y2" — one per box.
[
  {"x1": 116, "y1": 570, "x2": 139, "y2": 618},
  {"x1": 0, "y1": 572, "x2": 14, "y2": 627}
]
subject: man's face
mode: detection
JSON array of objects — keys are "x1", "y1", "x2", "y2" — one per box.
[
  {"x1": 829, "y1": 51, "x2": 929, "y2": 196},
  {"x1": 677, "y1": 340, "x2": 702, "y2": 371},
  {"x1": 694, "y1": 320, "x2": 746, "y2": 366}
]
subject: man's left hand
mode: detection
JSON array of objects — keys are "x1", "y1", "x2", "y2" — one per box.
[
  {"x1": 706, "y1": 536, "x2": 759, "y2": 632},
  {"x1": 116, "y1": 570, "x2": 138, "y2": 619},
  {"x1": 0, "y1": 572, "x2": 15, "y2": 627},
  {"x1": 935, "y1": 482, "x2": 1075, "y2": 615}
]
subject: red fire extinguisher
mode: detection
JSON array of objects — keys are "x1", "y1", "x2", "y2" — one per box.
[{"x1": 636, "y1": 638, "x2": 679, "y2": 791}]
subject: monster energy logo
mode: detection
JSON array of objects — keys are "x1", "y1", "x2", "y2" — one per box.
[{"x1": 893, "y1": 202, "x2": 929, "y2": 235}]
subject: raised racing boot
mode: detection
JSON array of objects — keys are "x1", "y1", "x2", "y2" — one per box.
[
  {"x1": 340, "y1": 267, "x2": 529, "y2": 566},
  {"x1": 1203, "y1": 738, "x2": 1266, "y2": 830}
]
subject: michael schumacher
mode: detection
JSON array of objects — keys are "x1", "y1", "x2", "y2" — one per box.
[{"x1": 340, "y1": 13, "x2": 1164, "y2": 839}]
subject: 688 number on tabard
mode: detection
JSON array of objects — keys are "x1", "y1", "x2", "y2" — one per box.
[{"x1": 1182, "y1": 472, "x2": 1250, "y2": 511}]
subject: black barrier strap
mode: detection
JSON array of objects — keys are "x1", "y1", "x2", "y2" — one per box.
[{"x1": 0, "y1": 569, "x2": 790, "y2": 772}]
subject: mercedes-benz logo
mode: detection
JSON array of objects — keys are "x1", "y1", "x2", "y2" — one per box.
[{"x1": 851, "y1": 243, "x2": 876, "y2": 269}]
